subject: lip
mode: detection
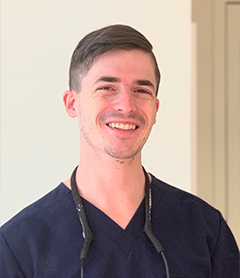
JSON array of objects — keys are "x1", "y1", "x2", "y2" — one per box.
[
  {"x1": 102, "y1": 120, "x2": 140, "y2": 136},
  {"x1": 106, "y1": 119, "x2": 140, "y2": 130},
  {"x1": 105, "y1": 119, "x2": 140, "y2": 126},
  {"x1": 99, "y1": 111, "x2": 145, "y2": 126},
  {"x1": 105, "y1": 126, "x2": 138, "y2": 139},
  {"x1": 107, "y1": 123, "x2": 138, "y2": 130}
]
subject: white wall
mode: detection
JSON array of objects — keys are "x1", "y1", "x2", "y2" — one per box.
[{"x1": 0, "y1": 0, "x2": 191, "y2": 225}]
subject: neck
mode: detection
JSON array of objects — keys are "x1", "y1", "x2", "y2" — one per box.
[{"x1": 65, "y1": 151, "x2": 146, "y2": 229}]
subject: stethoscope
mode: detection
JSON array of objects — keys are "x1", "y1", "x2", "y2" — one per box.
[{"x1": 70, "y1": 166, "x2": 170, "y2": 278}]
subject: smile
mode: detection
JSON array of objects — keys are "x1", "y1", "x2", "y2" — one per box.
[{"x1": 107, "y1": 123, "x2": 137, "y2": 130}]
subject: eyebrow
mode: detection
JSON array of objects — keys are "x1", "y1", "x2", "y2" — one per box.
[
  {"x1": 94, "y1": 76, "x2": 120, "y2": 84},
  {"x1": 94, "y1": 76, "x2": 155, "y2": 90},
  {"x1": 135, "y1": 79, "x2": 155, "y2": 89}
]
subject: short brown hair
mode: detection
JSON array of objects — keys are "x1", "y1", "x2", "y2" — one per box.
[{"x1": 69, "y1": 24, "x2": 160, "y2": 95}]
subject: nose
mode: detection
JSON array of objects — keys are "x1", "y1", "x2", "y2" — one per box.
[{"x1": 114, "y1": 88, "x2": 137, "y2": 113}]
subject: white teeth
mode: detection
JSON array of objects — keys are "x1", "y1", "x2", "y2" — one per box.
[{"x1": 108, "y1": 123, "x2": 137, "y2": 130}]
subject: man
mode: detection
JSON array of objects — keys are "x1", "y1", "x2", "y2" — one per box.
[{"x1": 0, "y1": 25, "x2": 239, "y2": 277}]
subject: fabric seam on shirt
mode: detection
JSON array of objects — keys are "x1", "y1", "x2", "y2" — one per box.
[{"x1": 1, "y1": 186, "x2": 72, "y2": 235}]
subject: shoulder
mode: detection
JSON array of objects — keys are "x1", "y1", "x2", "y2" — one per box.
[
  {"x1": 149, "y1": 175, "x2": 240, "y2": 276},
  {"x1": 151, "y1": 173, "x2": 219, "y2": 217},
  {"x1": 0, "y1": 183, "x2": 79, "y2": 277},
  {"x1": 150, "y1": 174, "x2": 223, "y2": 245},
  {"x1": 151, "y1": 174, "x2": 239, "y2": 271},
  {"x1": 0, "y1": 183, "x2": 72, "y2": 236}
]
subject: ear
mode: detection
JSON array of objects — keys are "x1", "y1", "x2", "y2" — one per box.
[
  {"x1": 156, "y1": 98, "x2": 160, "y2": 112},
  {"x1": 153, "y1": 98, "x2": 160, "y2": 124},
  {"x1": 63, "y1": 90, "x2": 78, "y2": 118}
]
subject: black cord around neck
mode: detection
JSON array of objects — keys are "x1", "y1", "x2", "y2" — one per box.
[
  {"x1": 71, "y1": 166, "x2": 93, "y2": 261},
  {"x1": 70, "y1": 166, "x2": 170, "y2": 278},
  {"x1": 143, "y1": 168, "x2": 170, "y2": 278}
]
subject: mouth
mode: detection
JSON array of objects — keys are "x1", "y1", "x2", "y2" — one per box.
[{"x1": 107, "y1": 123, "x2": 138, "y2": 130}]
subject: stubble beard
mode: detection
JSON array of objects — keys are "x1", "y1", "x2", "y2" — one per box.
[
  {"x1": 79, "y1": 110, "x2": 148, "y2": 162},
  {"x1": 103, "y1": 144, "x2": 142, "y2": 161},
  {"x1": 81, "y1": 125, "x2": 145, "y2": 163}
]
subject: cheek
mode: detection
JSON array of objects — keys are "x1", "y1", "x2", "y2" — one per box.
[
  {"x1": 76, "y1": 104, "x2": 92, "y2": 130},
  {"x1": 79, "y1": 103, "x2": 107, "y2": 132},
  {"x1": 146, "y1": 104, "x2": 158, "y2": 125}
]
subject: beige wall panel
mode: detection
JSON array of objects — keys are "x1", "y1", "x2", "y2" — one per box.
[
  {"x1": 192, "y1": 0, "x2": 214, "y2": 205},
  {"x1": 226, "y1": 3, "x2": 240, "y2": 247}
]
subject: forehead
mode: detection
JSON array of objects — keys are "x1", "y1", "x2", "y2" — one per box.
[{"x1": 84, "y1": 49, "x2": 156, "y2": 86}]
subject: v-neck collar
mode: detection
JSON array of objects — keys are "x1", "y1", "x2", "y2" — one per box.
[
  {"x1": 82, "y1": 196, "x2": 145, "y2": 256},
  {"x1": 60, "y1": 174, "x2": 163, "y2": 257}
]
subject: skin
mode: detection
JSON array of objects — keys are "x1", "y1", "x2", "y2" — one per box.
[{"x1": 63, "y1": 49, "x2": 159, "y2": 229}]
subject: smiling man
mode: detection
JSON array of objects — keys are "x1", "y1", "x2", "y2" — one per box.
[
  {"x1": 64, "y1": 49, "x2": 158, "y2": 165},
  {"x1": 0, "y1": 25, "x2": 239, "y2": 278}
]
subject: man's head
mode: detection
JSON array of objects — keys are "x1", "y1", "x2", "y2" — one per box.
[
  {"x1": 69, "y1": 24, "x2": 160, "y2": 95},
  {"x1": 64, "y1": 25, "x2": 160, "y2": 161}
]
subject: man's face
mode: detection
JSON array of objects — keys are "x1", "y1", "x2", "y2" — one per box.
[{"x1": 69, "y1": 49, "x2": 159, "y2": 161}]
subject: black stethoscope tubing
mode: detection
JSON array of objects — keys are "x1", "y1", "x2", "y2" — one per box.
[{"x1": 70, "y1": 166, "x2": 170, "y2": 278}]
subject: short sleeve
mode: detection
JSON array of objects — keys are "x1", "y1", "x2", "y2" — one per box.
[{"x1": 0, "y1": 232, "x2": 26, "y2": 278}]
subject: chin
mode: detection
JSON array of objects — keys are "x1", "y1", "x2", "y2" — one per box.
[{"x1": 104, "y1": 145, "x2": 142, "y2": 160}]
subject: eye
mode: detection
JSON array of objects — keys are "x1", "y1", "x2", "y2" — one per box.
[
  {"x1": 135, "y1": 89, "x2": 152, "y2": 95},
  {"x1": 97, "y1": 86, "x2": 115, "y2": 91}
]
